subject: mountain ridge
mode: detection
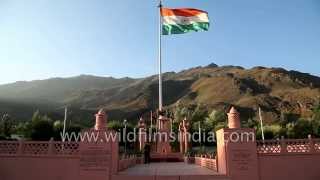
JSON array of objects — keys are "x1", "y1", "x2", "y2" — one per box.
[{"x1": 0, "y1": 64, "x2": 319, "y2": 124}]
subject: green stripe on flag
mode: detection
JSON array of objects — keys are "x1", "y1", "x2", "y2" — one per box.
[{"x1": 162, "y1": 22, "x2": 209, "y2": 35}]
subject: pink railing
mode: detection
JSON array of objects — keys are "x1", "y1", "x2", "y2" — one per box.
[
  {"x1": 257, "y1": 136, "x2": 320, "y2": 154},
  {"x1": 194, "y1": 155, "x2": 217, "y2": 171},
  {"x1": 315, "y1": 139, "x2": 320, "y2": 153},
  {"x1": 0, "y1": 140, "x2": 79, "y2": 156}
]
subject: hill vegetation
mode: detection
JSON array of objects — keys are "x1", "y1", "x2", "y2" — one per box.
[{"x1": 1, "y1": 64, "x2": 320, "y2": 140}]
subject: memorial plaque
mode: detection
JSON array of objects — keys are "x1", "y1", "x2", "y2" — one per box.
[
  {"x1": 226, "y1": 129, "x2": 259, "y2": 180},
  {"x1": 79, "y1": 145, "x2": 110, "y2": 172},
  {"x1": 231, "y1": 149, "x2": 252, "y2": 171},
  {"x1": 76, "y1": 109, "x2": 119, "y2": 180},
  {"x1": 78, "y1": 130, "x2": 113, "y2": 180}
]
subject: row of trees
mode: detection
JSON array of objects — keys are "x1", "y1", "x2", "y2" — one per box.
[
  {"x1": 173, "y1": 103, "x2": 320, "y2": 141},
  {"x1": 174, "y1": 104, "x2": 227, "y2": 133},
  {"x1": 1, "y1": 104, "x2": 320, "y2": 142},
  {"x1": 0, "y1": 110, "x2": 82, "y2": 141},
  {"x1": 172, "y1": 104, "x2": 226, "y2": 149},
  {"x1": 256, "y1": 105, "x2": 320, "y2": 139}
]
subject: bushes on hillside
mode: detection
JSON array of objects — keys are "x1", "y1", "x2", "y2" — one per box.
[{"x1": 10, "y1": 111, "x2": 83, "y2": 141}]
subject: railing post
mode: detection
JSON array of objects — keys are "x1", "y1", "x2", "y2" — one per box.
[
  {"x1": 18, "y1": 139, "x2": 24, "y2": 155},
  {"x1": 280, "y1": 136, "x2": 287, "y2": 154},
  {"x1": 308, "y1": 135, "x2": 315, "y2": 153},
  {"x1": 48, "y1": 138, "x2": 54, "y2": 155},
  {"x1": 215, "y1": 154, "x2": 219, "y2": 172}
]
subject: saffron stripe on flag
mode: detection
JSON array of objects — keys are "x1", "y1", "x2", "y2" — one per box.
[{"x1": 161, "y1": 8, "x2": 208, "y2": 17}]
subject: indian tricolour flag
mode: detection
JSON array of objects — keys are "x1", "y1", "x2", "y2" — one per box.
[{"x1": 161, "y1": 8, "x2": 210, "y2": 35}]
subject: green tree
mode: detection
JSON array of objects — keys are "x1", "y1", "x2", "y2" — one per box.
[
  {"x1": 281, "y1": 112, "x2": 299, "y2": 124},
  {"x1": 53, "y1": 120, "x2": 63, "y2": 140},
  {"x1": 53, "y1": 120, "x2": 63, "y2": 131},
  {"x1": 312, "y1": 104, "x2": 320, "y2": 121},
  {"x1": 205, "y1": 109, "x2": 227, "y2": 131},
  {"x1": 30, "y1": 120, "x2": 54, "y2": 140},
  {"x1": 107, "y1": 120, "x2": 124, "y2": 131},
  {"x1": 14, "y1": 122, "x2": 30, "y2": 137},
  {"x1": 190, "y1": 104, "x2": 208, "y2": 123},
  {"x1": 293, "y1": 119, "x2": 313, "y2": 138},
  {"x1": 1, "y1": 114, "x2": 12, "y2": 138},
  {"x1": 31, "y1": 110, "x2": 42, "y2": 122},
  {"x1": 259, "y1": 125, "x2": 282, "y2": 139},
  {"x1": 285, "y1": 119, "x2": 313, "y2": 139},
  {"x1": 286, "y1": 122, "x2": 295, "y2": 138},
  {"x1": 25, "y1": 111, "x2": 55, "y2": 140},
  {"x1": 52, "y1": 120, "x2": 83, "y2": 141},
  {"x1": 213, "y1": 122, "x2": 227, "y2": 132},
  {"x1": 312, "y1": 104, "x2": 320, "y2": 137},
  {"x1": 246, "y1": 118, "x2": 258, "y2": 129},
  {"x1": 174, "y1": 105, "x2": 190, "y2": 122}
]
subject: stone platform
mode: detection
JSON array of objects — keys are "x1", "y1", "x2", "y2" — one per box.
[
  {"x1": 114, "y1": 163, "x2": 229, "y2": 180},
  {"x1": 150, "y1": 153, "x2": 183, "y2": 162},
  {"x1": 117, "y1": 162, "x2": 218, "y2": 175}
]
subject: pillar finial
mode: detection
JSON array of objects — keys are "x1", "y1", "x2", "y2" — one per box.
[
  {"x1": 94, "y1": 108, "x2": 107, "y2": 130},
  {"x1": 138, "y1": 117, "x2": 146, "y2": 129},
  {"x1": 227, "y1": 106, "x2": 241, "y2": 128}
]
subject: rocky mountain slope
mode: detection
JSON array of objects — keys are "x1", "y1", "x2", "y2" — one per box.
[{"x1": 0, "y1": 64, "x2": 319, "y2": 124}]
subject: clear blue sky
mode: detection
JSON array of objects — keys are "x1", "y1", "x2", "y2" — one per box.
[{"x1": 0, "y1": 0, "x2": 319, "y2": 85}]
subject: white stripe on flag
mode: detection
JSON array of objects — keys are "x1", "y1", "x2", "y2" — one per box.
[{"x1": 162, "y1": 13, "x2": 209, "y2": 25}]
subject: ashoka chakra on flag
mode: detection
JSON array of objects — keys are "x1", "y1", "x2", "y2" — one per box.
[{"x1": 161, "y1": 8, "x2": 210, "y2": 35}]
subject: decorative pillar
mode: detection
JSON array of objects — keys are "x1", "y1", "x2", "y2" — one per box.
[
  {"x1": 138, "y1": 117, "x2": 146, "y2": 151},
  {"x1": 156, "y1": 115, "x2": 171, "y2": 154},
  {"x1": 183, "y1": 117, "x2": 190, "y2": 154},
  {"x1": 308, "y1": 135, "x2": 315, "y2": 153},
  {"x1": 48, "y1": 138, "x2": 54, "y2": 155},
  {"x1": 94, "y1": 108, "x2": 107, "y2": 130},
  {"x1": 280, "y1": 136, "x2": 287, "y2": 154},
  {"x1": 216, "y1": 107, "x2": 259, "y2": 180},
  {"x1": 79, "y1": 109, "x2": 119, "y2": 180},
  {"x1": 18, "y1": 139, "x2": 24, "y2": 155},
  {"x1": 179, "y1": 121, "x2": 185, "y2": 153}
]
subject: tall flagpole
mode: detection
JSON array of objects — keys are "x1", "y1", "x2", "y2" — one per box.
[
  {"x1": 150, "y1": 110, "x2": 153, "y2": 128},
  {"x1": 62, "y1": 106, "x2": 67, "y2": 143},
  {"x1": 158, "y1": 0, "x2": 163, "y2": 111},
  {"x1": 258, "y1": 107, "x2": 265, "y2": 141}
]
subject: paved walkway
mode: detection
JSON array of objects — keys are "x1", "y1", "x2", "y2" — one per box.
[{"x1": 117, "y1": 162, "x2": 219, "y2": 176}]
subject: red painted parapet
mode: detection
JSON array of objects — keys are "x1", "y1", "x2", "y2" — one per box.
[
  {"x1": 194, "y1": 155, "x2": 217, "y2": 171},
  {"x1": 257, "y1": 135, "x2": 320, "y2": 154},
  {"x1": 0, "y1": 141, "x2": 19, "y2": 155},
  {"x1": 0, "y1": 140, "x2": 79, "y2": 157},
  {"x1": 0, "y1": 140, "x2": 81, "y2": 180},
  {"x1": 118, "y1": 155, "x2": 143, "y2": 171},
  {"x1": 0, "y1": 109, "x2": 120, "y2": 180},
  {"x1": 257, "y1": 136, "x2": 320, "y2": 180}
]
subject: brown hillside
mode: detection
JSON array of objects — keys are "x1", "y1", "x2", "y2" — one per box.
[{"x1": 0, "y1": 65, "x2": 319, "y2": 123}]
